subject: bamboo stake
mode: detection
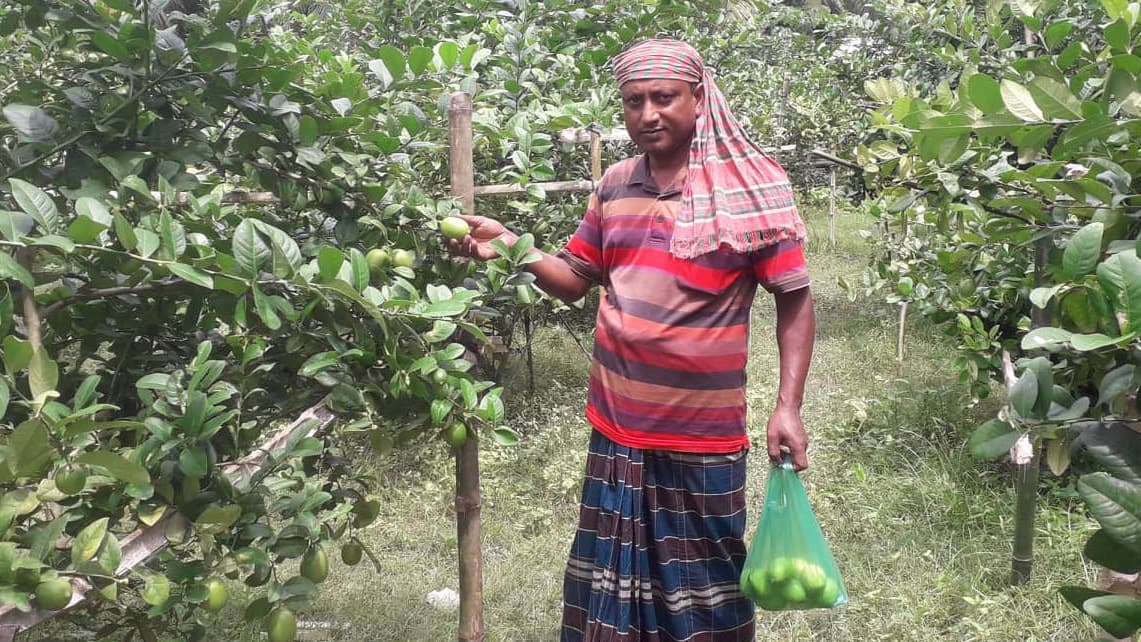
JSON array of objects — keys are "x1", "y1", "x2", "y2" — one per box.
[
  {"x1": 448, "y1": 91, "x2": 486, "y2": 642},
  {"x1": 1011, "y1": 234, "x2": 1051, "y2": 586},
  {"x1": 473, "y1": 179, "x2": 594, "y2": 197},
  {"x1": 1010, "y1": 25, "x2": 1045, "y2": 587},
  {"x1": 590, "y1": 131, "x2": 603, "y2": 182},
  {"x1": 828, "y1": 167, "x2": 836, "y2": 246}
]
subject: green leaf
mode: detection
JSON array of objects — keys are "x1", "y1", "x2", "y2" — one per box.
[
  {"x1": 3, "y1": 336, "x2": 32, "y2": 373},
  {"x1": 967, "y1": 74, "x2": 1005, "y2": 114},
  {"x1": 9, "y1": 179, "x2": 60, "y2": 234},
  {"x1": 969, "y1": 419, "x2": 1020, "y2": 460},
  {"x1": 252, "y1": 285, "x2": 281, "y2": 330},
  {"x1": 1118, "y1": 253, "x2": 1141, "y2": 333},
  {"x1": 0, "y1": 211, "x2": 34, "y2": 241},
  {"x1": 1001, "y1": 80, "x2": 1045, "y2": 122},
  {"x1": 1044, "y1": 20, "x2": 1073, "y2": 49},
  {"x1": 195, "y1": 504, "x2": 240, "y2": 529},
  {"x1": 139, "y1": 570, "x2": 170, "y2": 607},
  {"x1": 1102, "y1": 0, "x2": 1128, "y2": 21},
  {"x1": 68, "y1": 216, "x2": 107, "y2": 243},
  {"x1": 135, "y1": 228, "x2": 159, "y2": 257},
  {"x1": 157, "y1": 211, "x2": 186, "y2": 260},
  {"x1": 422, "y1": 299, "x2": 466, "y2": 317},
  {"x1": 1063, "y1": 222, "x2": 1104, "y2": 280},
  {"x1": 77, "y1": 451, "x2": 150, "y2": 485},
  {"x1": 0, "y1": 380, "x2": 8, "y2": 418},
  {"x1": 409, "y1": 45, "x2": 433, "y2": 74},
  {"x1": 1078, "y1": 472, "x2": 1141, "y2": 552},
  {"x1": 28, "y1": 349, "x2": 58, "y2": 399},
  {"x1": 491, "y1": 426, "x2": 519, "y2": 446},
  {"x1": 1105, "y1": 18, "x2": 1131, "y2": 50},
  {"x1": 1100, "y1": 364, "x2": 1137, "y2": 407},
  {"x1": 251, "y1": 220, "x2": 303, "y2": 273},
  {"x1": 2, "y1": 105, "x2": 59, "y2": 144},
  {"x1": 8, "y1": 419, "x2": 51, "y2": 477},
  {"x1": 113, "y1": 213, "x2": 137, "y2": 250},
  {"x1": 178, "y1": 448, "x2": 208, "y2": 479},
  {"x1": 430, "y1": 398, "x2": 451, "y2": 426},
  {"x1": 1072, "y1": 332, "x2": 1130, "y2": 351},
  {"x1": 1046, "y1": 438, "x2": 1070, "y2": 475},
  {"x1": 299, "y1": 352, "x2": 338, "y2": 377},
  {"x1": 232, "y1": 219, "x2": 269, "y2": 276},
  {"x1": 70, "y1": 517, "x2": 108, "y2": 564},
  {"x1": 317, "y1": 246, "x2": 343, "y2": 282},
  {"x1": 168, "y1": 263, "x2": 214, "y2": 289},
  {"x1": 1084, "y1": 594, "x2": 1141, "y2": 638},
  {"x1": 1059, "y1": 116, "x2": 1123, "y2": 152},
  {"x1": 1011, "y1": 370, "x2": 1040, "y2": 418},
  {"x1": 0, "y1": 252, "x2": 33, "y2": 288},
  {"x1": 348, "y1": 248, "x2": 369, "y2": 293},
  {"x1": 377, "y1": 45, "x2": 406, "y2": 83},
  {"x1": 1085, "y1": 529, "x2": 1141, "y2": 573},
  {"x1": 1028, "y1": 77, "x2": 1084, "y2": 120}
]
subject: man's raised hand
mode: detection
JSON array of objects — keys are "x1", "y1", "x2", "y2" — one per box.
[{"x1": 447, "y1": 215, "x2": 519, "y2": 262}]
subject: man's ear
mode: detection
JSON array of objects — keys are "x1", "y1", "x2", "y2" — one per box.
[{"x1": 693, "y1": 83, "x2": 705, "y2": 114}]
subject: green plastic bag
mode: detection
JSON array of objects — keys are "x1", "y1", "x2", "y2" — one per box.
[{"x1": 740, "y1": 459, "x2": 848, "y2": 611}]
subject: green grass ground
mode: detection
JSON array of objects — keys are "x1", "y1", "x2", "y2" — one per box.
[{"x1": 31, "y1": 202, "x2": 1101, "y2": 641}]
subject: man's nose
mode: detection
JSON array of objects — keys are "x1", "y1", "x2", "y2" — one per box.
[{"x1": 640, "y1": 103, "x2": 660, "y2": 124}]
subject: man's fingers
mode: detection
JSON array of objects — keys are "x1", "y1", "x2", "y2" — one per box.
[
  {"x1": 766, "y1": 429, "x2": 782, "y2": 464},
  {"x1": 791, "y1": 445, "x2": 809, "y2": 472}
]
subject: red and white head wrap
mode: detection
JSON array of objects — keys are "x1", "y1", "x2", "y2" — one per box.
[{"x1": 613, "y1": 39, "x2": 806, "y2": 258}]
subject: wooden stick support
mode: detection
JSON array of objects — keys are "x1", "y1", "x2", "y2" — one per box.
[
  {"x1": 590, "y1": 131, "x2": 603, "y2": 182},
  {"x1": 828, "y1": 168, "x2": 837, "y2": 246},
  {"x1": 473, "y1": 179, "x2": 593, "y2": 197},
  {"x1": 448, "y1": 91, "x2": 486, "y2": 642}
]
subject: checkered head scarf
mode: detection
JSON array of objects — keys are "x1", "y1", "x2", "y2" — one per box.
[{"x1": 612, "y1": 39, "x2": 806, "y2": 258}]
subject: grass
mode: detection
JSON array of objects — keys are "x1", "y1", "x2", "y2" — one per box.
[{"x1": 29, "y1": 200, "x2": 1101, "y2": 641}]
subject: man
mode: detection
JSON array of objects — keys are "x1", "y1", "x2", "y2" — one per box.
[{"x1": 450, "y1": 39, "x2": 815, "y2": 642}]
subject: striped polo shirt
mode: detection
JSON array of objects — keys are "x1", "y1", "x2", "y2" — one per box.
[{"x1": 557, "y1": 155, "x2": 809, "y2": 454}]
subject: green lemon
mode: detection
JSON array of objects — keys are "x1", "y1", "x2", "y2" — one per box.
[
  {"x1": 35, "y1": 578, "x2": 73, "y2": 611},
  {"x1": 767, "y1": 557, "x2": 793, "y2": 583},
  {"x1": 817, "y1": 578, "x2": 840, "y2": 607},
  {"x1": 300, "y1": 546, "x2": 329, "y2": 584},
  {"x1": 800, "y1": 563, "x2": 827, "y2": 594},
  {"x1": 391, "y1": 249, "x2": 415, "y2": 268},
  {"x1": 203, "y1": 577, "x2": 228, "y2": 613},
  {"x1": 781, "y1": 578, "x2": 807, "y2": 604},
  {"x1": 54, "y1": 466, "x2": 87, "y2": 495},
  {"x1": 747, "y1": 569, "x2": 769, "y2": 601},
  {"x1": 446, "y1": 422, "x2": 468, "y2": 448},
  {"x1": 341, "y1": 541, "x2": 363, "y2": 566},
  {"x1": 366, "y1": 248, "x2": 390, "y2": 275},
  {"x1": 515, "y1": 285, "x2": 535, "y2": 305},
  {"x1": 755, "y1": 591, "x2": 786, "y2": 611},
  {"x1": 433, "y1": 369, "x2": 448, "y2": 385},
  {"x1": 439, "y1": 216, "x2": 471, "y2": 241},
  {"x1": 739, "y1": 569, "x2": 754, "y2": 599},
  {"x1": 266, "y1": 607, "x2": 297, "y2": 642}
]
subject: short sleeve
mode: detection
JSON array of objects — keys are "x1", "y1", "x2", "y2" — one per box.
[
  {"x1": 555, "y1": 191, "x2": 604, "y2": 286},
  {"x1": 750, "y1": 239, "x2": 809, "y2": 293}
]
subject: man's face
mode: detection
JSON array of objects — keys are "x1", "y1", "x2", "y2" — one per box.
[{"x1": 619, "y1": 78, "x2": 701, "y2": 160}]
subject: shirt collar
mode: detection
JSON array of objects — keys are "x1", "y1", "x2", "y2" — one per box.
[{"x1": 627, "y1": 154, "x2": 683, "y2": 197}]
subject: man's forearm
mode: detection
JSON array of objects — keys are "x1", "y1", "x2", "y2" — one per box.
[
  {"x1": 773, "y1": 287, "x2": 815, "y2": 410},
  {"x1": 522, "y1": 249, "x2": 593, "y2": 304}
]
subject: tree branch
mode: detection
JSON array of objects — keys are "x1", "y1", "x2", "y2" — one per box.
[{"x1": 41, "y1": 279, "x2": 183, "y2": 317}]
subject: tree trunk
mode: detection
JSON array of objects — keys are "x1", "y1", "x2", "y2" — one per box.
[{"x1": 448, "y1": 91, "x2": 486, "y2": 642}]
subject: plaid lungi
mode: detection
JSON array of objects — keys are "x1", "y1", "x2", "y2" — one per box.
[{"x1": 561, "y1": 430, "x2": 755, "y2": 642}]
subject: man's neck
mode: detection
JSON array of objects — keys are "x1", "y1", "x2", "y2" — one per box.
[{"x1": 646, "y1": 151, "x2": 688, "y2": 192}]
